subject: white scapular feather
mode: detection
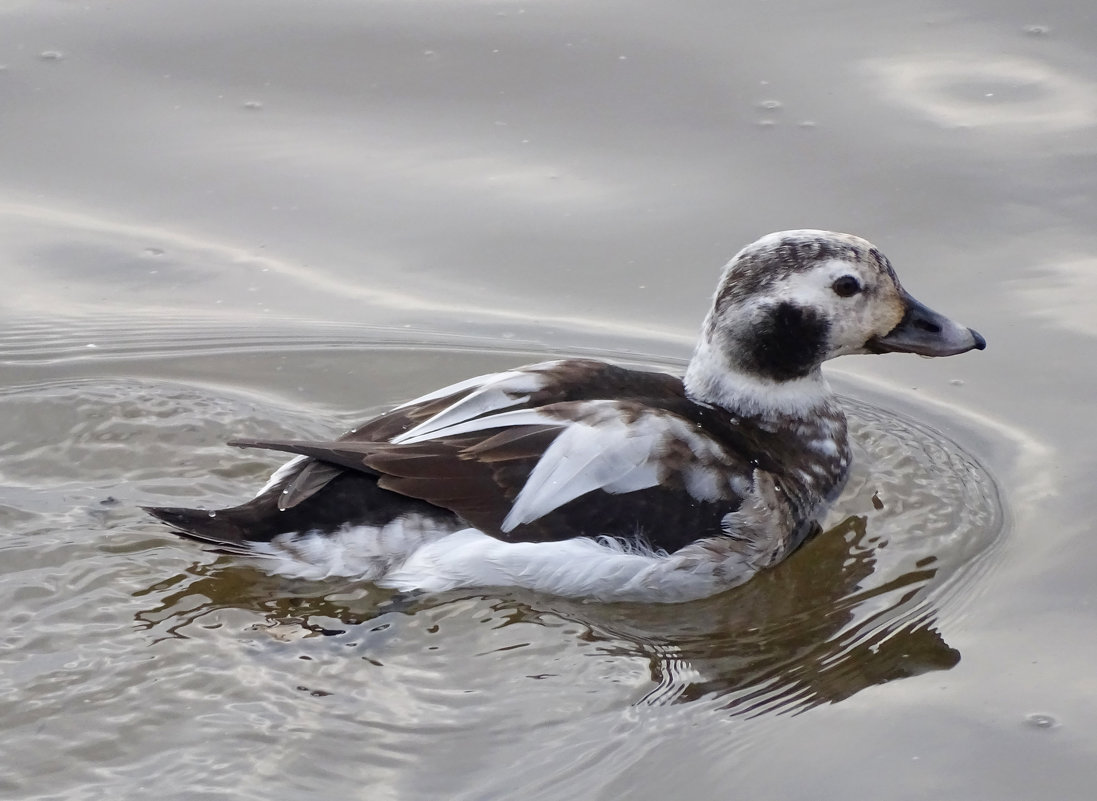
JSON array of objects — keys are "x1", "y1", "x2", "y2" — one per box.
[
  {"x1": 391, "y1": 368, "x2": 551, "y2": 444},
  {"x1": 253, "y1": 454, "x2": 308, "y2": 498},
  {"x1": 394, "y1": 407, "x2": 564, "y2": 445},
  {"x1": 502, "y1": 409, "x2": 666, "y2": 531}
]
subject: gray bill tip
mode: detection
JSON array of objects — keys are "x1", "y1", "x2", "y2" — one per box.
[{"x1": 869, "y1": 294, "x2": 986, "y2": 357}]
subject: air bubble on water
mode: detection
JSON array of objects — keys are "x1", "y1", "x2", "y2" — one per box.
[{"x1": 1024, "y1": 713, "x2": 1058, "y2": 729}]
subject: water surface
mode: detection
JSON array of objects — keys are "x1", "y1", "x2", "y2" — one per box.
[{"x1": 2, "y1": 1, "x2": 1095, "y2": 799}]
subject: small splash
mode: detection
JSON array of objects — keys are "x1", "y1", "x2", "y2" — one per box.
[
  {"x1": 207, "y1": 511, "x2": 217, "y2": 518},
  {"x1": 39, "y1": 50, "x2": 65, "y2": 62},
  {"x1": 1025, "y1": 713, "x2": 1059, "y2": 730}
]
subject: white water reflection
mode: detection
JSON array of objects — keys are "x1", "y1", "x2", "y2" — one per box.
[
  {"x1": 0, "y1": 199, "x2": 692, "y2": 350},
  {"x1": 865, "y1": 54, "x2": 1097, "y2": 131},
  {"x1": 1011, "y1": 257, "x2": 1097, "y2": 338}
]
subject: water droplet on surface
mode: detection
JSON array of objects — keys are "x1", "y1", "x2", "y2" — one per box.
[
  {"x1": 207, "y1": 511, "x2": 217, "y2": 518},
  {"x1": 1025, "y1": 713, "x2": 1059, "y2": 729}
]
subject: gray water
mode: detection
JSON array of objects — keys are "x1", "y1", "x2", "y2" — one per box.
[{"x1": 2, "y1": 1, "x2": 1095, "y2": 799}]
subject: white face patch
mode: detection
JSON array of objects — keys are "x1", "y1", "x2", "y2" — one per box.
[
  {"x1": 763, "y1": 257, "x2": 905, "y2": 358},
  {"x1": 685, "y1": 231, "x2": 909, "y2": 413}
]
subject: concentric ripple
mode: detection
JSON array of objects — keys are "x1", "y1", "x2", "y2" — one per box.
[{"x1": 0, "y1": 340, "x2": 1004, "y2": 766}]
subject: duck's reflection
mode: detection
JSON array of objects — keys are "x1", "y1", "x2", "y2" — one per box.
[{"x1": 134, "y1": 515, "x2": 958, "y2": 716}]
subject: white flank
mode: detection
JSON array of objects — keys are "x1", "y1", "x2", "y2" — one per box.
[
  {"x1": 248, "y1": 513, "x2": 459, "y2": 581},
  {"x1": 244, "y1": 522, "x2": 758, "y2": 602},
  {"x1": 379, "y1": 529, "x2": 756, "y2": 603}
]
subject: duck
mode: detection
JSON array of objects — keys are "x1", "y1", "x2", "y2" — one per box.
[{"x1": 146, "y1": 230, "x2": 985, "y2": 603}]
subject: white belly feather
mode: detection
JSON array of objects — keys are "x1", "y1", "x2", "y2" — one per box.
[{"x1": 247, "y1": 519, "x2": 754, "y2": 603}]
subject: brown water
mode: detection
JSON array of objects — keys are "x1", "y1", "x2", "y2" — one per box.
[{"x1": 2, "y1": 1, "x2": 1095, "y2": 799}]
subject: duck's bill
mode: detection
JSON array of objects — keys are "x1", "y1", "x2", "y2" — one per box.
[{"x1": 868, "y1": 291, "x2": 987, "y2": 357}]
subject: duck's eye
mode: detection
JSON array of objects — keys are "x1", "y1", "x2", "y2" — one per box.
[{"x1": 832, "y1": 275, "x2": 862, "y2": 298}]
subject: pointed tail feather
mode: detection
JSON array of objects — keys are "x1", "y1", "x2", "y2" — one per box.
[{"x1": 142, "y1": 505, "x2": 254, "y2": 553}]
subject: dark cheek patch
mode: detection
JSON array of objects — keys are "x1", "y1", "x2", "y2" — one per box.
[{"x1": 742, "y1": 302, "x2": 830, "y2": 381}]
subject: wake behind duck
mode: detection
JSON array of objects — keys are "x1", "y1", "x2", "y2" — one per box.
[{"x1": 146, "y1": 230, "x2": 985, "y2": 602}]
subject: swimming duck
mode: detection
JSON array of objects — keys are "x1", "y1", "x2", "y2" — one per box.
[{"x1": 146, "y1": 230, "x2": 985, "y2": 603}]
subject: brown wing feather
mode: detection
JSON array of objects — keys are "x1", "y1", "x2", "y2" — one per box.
[
  {"x1": 223, "y1": 361, "x2": 754, "y2": 549},
  {"x1": 228, "y1": 422, "x2": 570, "y2": 540},
  {"x1": 237, "y1": 383, "x2": 485, "y2": 510}
]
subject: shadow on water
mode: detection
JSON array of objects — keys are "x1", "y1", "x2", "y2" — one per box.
[{"x1": 132, "y1": 512, "x2": 957, "y2": 717}]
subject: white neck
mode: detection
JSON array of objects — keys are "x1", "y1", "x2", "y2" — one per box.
[{"x1": 683, "y1": 337, "x2": 832, "y2": 419}]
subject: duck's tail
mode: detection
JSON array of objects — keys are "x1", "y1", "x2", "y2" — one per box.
[{"x1": 142, "y1": 504, "x2": 256, "y2": 554}]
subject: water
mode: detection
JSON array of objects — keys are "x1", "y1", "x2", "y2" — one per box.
[{"x1": 3, "y1": 0, "x2": 1096, "y2": 799}]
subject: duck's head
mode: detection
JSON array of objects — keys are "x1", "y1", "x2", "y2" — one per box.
[{"x1": 685, "y1": 230, "x2": 986, "y2": 415}]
